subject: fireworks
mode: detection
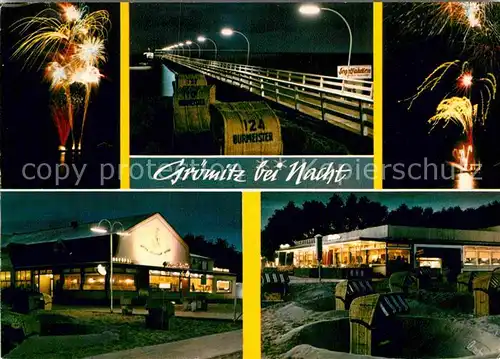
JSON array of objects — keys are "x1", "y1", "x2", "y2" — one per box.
[
  {"x1": 428, "y1": 97, "x2": 476, "y2": 136},
  {"x1": 11, "y1": 3, "x2": 110, "y2": 152},
  {"x1": 393, "y1": 2, "x2": 500, "y2": 69},
  {"x1": 428, "y1": 97, "x2": 481, "y2": 189}
]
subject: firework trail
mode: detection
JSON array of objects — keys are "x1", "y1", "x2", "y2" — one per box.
[
  {"x1": 11, "y1": 3, "x2": 110, "y2": 151},
  {"x1": 51, "y1": 105, "x2": 71, "y2": 150},
  {"x1": 402, "y1": 60, "x2": 496, "y2": 122},
  {"x1": 428, "y1": 96, "x2": 476, "y2": 136}
]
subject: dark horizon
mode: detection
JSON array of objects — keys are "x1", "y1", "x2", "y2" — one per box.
[
  {"x1": 131, "y1": 3, "x2": 373, "y2": 56},
  {"x1": 262, "y1": 192, "x2": 500, "y2": 227}
]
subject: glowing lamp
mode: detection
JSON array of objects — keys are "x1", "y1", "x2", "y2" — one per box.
[
  {"x1": 185, "y1": 40, "x2": 192, "y2": 45},
  {"x1": 91, "y1": 226, "x2": 107, "y2": 234},
  {"x1": 197, "y1": 36, "x2": 206, "y2": 42},
  {"x1": 299, "y1": 4, "x2": 321, "y2": 15},
  {"x1": 178, "y1": 43, "x2": 184, "y2": 47},
  {"x1": 221, "y1": 28, "x2": 234, "y2": 36}
]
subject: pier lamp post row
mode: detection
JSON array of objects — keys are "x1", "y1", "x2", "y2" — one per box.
[{"x1": 157, "y1": 3, "x2": 352, "y2": 68}]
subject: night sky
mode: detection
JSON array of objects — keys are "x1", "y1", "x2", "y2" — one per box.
[
  {"x1": 0, "y1": 192, "x2": 242, "y2": 251},
  {"x1": 261, "y1": 192, "x2": 500, "y2": 226},
  {"x1": 130, "y1": 3, "x2": 373, "y2": 55}
]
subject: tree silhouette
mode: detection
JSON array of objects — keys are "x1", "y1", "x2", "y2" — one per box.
[
  {"x1": 261, "y1": 195, "x2": 500, "y2": 260},
  {"x1": 183, "y1": 234, "x2": 242, "y2": 281}
]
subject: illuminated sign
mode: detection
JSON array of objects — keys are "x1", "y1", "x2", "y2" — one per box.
[
  {"x1": 113, "y1": 257, "x2": 133, "y2": 264},
  {"x1": 337, "y1": 65, "x2": 372, "y2": 79},
  {"x1": 213, "y1": 267, "x2": 230, "y2": 273}
]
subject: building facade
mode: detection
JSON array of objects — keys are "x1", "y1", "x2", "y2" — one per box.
[
  {"x1": 274, "y1": 225, "x2": 500, "y2": 277},
  {"x1": 1, "y1": 213, "x2": 237, "y2": 304}
]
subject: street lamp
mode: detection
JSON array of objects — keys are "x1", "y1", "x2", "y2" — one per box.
[
  {"x1": 189, "y1": 40, "x2": 201, "y2": 58},
  {"x1": 299, "y1": 4, "x2": 353, "y2": 69},
  {"x1": 178, "y1": 42, "x2": 184, "y2": 56},
  {"x1": 197, "y1": 35, "x2": 218, "y2": 60},
  {"x1": 91, "y1": 219, "x2": 130, "y2": 313},
  {"x1": 220, "y1": 27, "x2": 250, "y2": 65}
]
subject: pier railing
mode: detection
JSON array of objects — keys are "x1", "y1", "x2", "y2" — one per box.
[{"x1": 160, "y1": 54, "x2": 374, "y2": 138}]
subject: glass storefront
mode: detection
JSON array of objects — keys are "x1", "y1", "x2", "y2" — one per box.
[
  {"x1": 285, "y1": 241, "x2": 410, "y2": 268},
  {"x1": 113, "y1": 274, "x2": 136, "y2": 291},
  {"x1": 150, "y1": 270, "x2": 181, "y2": 291},
  {"x1": 83, "y1": 274, "x2": 106, "y2": 290}
]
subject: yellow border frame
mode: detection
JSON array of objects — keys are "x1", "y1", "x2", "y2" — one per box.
[
  {"x1": 120, "y1": 3, "x2": 130, "y2": 189},
  {"x1": 374, "y1": 2, "x2": 383, "y2": 190},
  {"x1": 242, "y1": 192, "x2": 261, "y2": 359}
]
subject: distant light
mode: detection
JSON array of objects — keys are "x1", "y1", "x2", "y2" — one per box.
[
  {"x1": 178, "y1": 43, "x2": 184, "y2": 47},
  {"x1": 91, "y1": 226, "x2": 108, "y2": 234},
  {"x1": 197, "y1": 36, "x2": 206, "y2": 42},
  {"x1": 221, "y1": 28, "x2": 234, "y2": 36},
  {"x1": 299, "y1": 4, "x2": 321, "y2": 15},
  {"x1": 185, "y1": 40, "x2": 192, "y2": 45},
  {"x1": 117, "y1": 231, "x2": 131, "y2": 236},
  {"x1": 279, "y1": 244, "x2": 291, "y2": 249}
]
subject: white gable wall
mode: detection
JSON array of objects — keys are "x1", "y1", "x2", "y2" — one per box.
[{"x1": 115, "y1": 214, "x2": 190, "y2": 267}]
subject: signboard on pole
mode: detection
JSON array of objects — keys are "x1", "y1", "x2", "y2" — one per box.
[{"x1": 337, "y1": 65, "x2": 372, "y2": 79}]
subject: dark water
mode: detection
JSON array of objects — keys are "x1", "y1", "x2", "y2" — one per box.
[
  {"x1": 130, "y1": 52, "x2": 373, "y2": 155},
  {"x1": 1, "y1": 4, "x2": 121, "y2": 189}
]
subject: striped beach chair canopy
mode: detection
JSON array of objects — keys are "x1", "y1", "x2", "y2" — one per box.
[
  {"x1": 346, "y1": 280, "x2": 374, "y2": 296},
  {"x1": 261, "y1": 271, "x2": 290, "y2": 285}
]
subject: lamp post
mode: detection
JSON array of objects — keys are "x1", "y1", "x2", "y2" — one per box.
[
  {"x1": 220, "y1": 27, "x2": 250, "y2": 65},
  {"x1": 91, "y1": 219, "x2": 130, "y2": 313},
  {"x1": 177, "y1": 42, "x2": 184, "y2": 56},
  {"x1": 191, "y1": 41, "x2": 201, "y2": 58},
  {"x1": 197, "y1": 35, "x2": 218, "y2": 60},
  {"x1": 299, "y1": 4, "x2": 353, "y2": 70}
]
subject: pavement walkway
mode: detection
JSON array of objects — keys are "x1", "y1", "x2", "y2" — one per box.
[{"x1": 84, "y1": 329, "x2": 242, "y2": 359}]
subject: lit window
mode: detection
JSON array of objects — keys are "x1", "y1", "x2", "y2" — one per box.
[
  {"x1": 216, "y1": 280, "x2": 231, "y2": 293},
  {"x1": 83, "y1": 274, "x2": 106, "y2": 290},
  {"x1": 190, "y1": 277, "x2": 213, "y2": 293},
  {"x1": 15, "y1": 270, "x2": 31, "y2": 289},
  {"x1": 63, "y1": 274, "x2": 81, "y2": 290},
  {"x1": 113, "y1": 274, "x2": 136, "y2": 291},
  {"x1": 150, "y1": 272, "x2": 180, "y2": 292},
  {"x1": 464, "y1": 246, "x2": 500, "y2": 266}
]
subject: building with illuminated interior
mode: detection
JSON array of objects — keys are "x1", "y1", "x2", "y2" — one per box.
[
  {"x1": 0, "y1": 213, "x2": 237, "y2": 303},
  {"x1": 273, "y1": 225, "x2": 500, "y2": 277}
]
